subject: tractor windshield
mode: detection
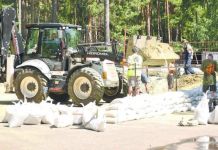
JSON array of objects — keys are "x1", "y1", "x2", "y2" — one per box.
[
  {"x1": 26, "y1": 29, "x2": 39, "y2": 55},
  {"x1": 65, "y1": 28, "x2": 81, "y2": 50}
]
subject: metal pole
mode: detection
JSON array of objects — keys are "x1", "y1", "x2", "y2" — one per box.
[
  {"x1": 104, "y1": 0, "x2": 110, "y2": 44},
  {"x1": 18, "y1": 0, "x2": 21, "y2": 33}
]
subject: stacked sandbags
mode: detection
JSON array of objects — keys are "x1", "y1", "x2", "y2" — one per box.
[
  {"x1": 104, "y1": 90, "x2": 201, "y2": 124},
  {"x1": 105, "y1": 103, "x2": 128, "y2": 124}
]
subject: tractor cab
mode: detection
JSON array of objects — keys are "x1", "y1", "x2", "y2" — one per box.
[{"x1": 24, "y1": 23, "x2": 81, "y2": 71}]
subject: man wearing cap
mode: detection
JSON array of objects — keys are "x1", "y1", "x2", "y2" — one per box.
[
  {"x1": 182, "y1": 39, "x2": 195, "y2": 74},
  {"x1": 201, "y1": 53, "x2": 217, "y2": 111},
  {"x1": 127, "y1": 47, "x2": 143, "y2": 96}
]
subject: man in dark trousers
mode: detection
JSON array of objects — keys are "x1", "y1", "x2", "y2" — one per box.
[{"x1": 182, "y1": 39, "x2": 195, "y2": 74}]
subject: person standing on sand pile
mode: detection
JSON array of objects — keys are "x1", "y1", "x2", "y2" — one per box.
[
  {"x1": 201, "y1": 53, "x2": 218, "y2": 112},
  {"x1": 182, "y1": 39, "x2": 195, "y2": 75},
  {"x1": 127, "y1": 47, "x2": 143, "y2": 96}
]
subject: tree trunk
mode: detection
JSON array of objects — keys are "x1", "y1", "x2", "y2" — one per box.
[
  {"x1": 146, "y1": 2, "x2": 151, "y2": 39},
  {"x1": 175, "y1": 27, "x2": 179, "y2": 41},
  {"x1": 51, "y1": 0, "x2": 58, "y2": 22},
  {"x1": 105, "y1": 0, "x2": 110, "y2": 44},
  {"x1": 21, "y1": 0, "x2": 26, "y2": 37},
  {"x1": 88, "y1": 16, "x2": 93, "y2": 43},
  {"x1": 165, "y1": 0, "x2": 171, "y2": 43},
  {"x1": 157, "y1": 0, "x2": 161, "y2": 39}
]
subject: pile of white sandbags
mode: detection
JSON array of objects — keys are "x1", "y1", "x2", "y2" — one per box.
[
  {"x1": 105, "y1": 92, "x2": 191, "y2": 124},
  {"x1": 2, "y1": 100, "x2": 106, "y2": 132},
  {"x1": 104, "y1": 89, "x2": 205, "y2": 124}
]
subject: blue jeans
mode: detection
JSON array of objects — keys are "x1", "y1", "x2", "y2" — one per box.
[{"x1": 184, "y1": 58, "x2": 195, "y2": 74}]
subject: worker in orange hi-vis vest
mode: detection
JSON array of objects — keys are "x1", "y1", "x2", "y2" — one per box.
[{"x1": 201, "y1": 53, "x2": 218, "y2": 112}]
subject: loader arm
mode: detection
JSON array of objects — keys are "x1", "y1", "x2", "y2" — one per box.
[{"x1": 0, "y1": 7, "x2": 24, "y2": 82}]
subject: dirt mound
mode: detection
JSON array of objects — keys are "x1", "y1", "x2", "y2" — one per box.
[
  {"x1": 127, "y1": 36, "x2": 179, "y2": 66},
  {"x1": 177, "y1": 74, "x2": 203, "y2": 90}
]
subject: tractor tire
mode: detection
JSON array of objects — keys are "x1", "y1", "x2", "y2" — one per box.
[
  {"x1": 68, "y1": 67, "x2": 104, "y2": 106},
  {"x1": 103, "y1": 76, "x2": 128, "y2": 103},
  {"x1": 49, "y1": 93, "x2": 69, "y2": 102},
  {"x1": 14, "y1": 68, "x2": 48, "y2": 103}
]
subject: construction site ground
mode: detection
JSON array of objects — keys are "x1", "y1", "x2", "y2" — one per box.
[{"x1": 0, "y1": 75, "x2": 217, "y2": 150}]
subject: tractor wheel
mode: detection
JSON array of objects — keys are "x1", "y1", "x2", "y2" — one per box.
[
  {"x1": 68, "y1": 67, "x2": 104, "y2": 106},
  {"x1": 14, "y1": 68, "x2": 48, "y2": 103},
  {"x1": 120, "y1": 76, "x2": 128, "y2": 96},
  {"x1": 103, "y1": 76, "x2": 128, "y2": 103},
  {"x1": 49, "y1": 93, "x2": 69, "y2": 102},
  {"x1": 103, "y1": 87, "x2": 120, "y2": 103}
]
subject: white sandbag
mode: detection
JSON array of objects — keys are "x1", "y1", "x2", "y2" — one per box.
[
  {"x1": 208, "y1": 112, "x2": 215, "y2": 124},
  {"x1": 82, "y1": 102, "x2": 97, "y2": 125},
  {"x1": 41, "y1": 101, "x2": 59, "y2": 125},
  {"x1": 194, "y1": 93, "x2": 209, "y2": 125},
  {"x1": 106, "y1": 117, "x2": 118, "y2": 124},
  {"x1": 208, "y1": 106, "x2": 218, "y2": 124},
  {"x1": 105, "y1": 109, "x2": 127, "y2": 121},
  {"x1": 192, "y1": 67, "x2": 203, "y2": 74},
  {"x1": 72, "y1": 107, "x2": 83, "y2": 115},
  {"x1": 128, "y1": 99, "x2": 147, "y2": 110},
  {"x1": 8, "y1": 108, "x2": 29, "y2": 128},
  {"x1": 105, "y1": 110, "x2": 120, "y2": 117},
  {"x1": 42, "y1": 111, "x2": 59, "y2": 125},
  {"x1": 85, "y1": 118, "x2": 106, "y2": 132},
  {"x1": 23, "y1": 103, "x2": 44, "y2": 125},
  {"x1": 84, "y1": 108, "x2": 106, "y2": 132},
  {"x1": 54, "y1": 114, "x2": 74, "y2": 128},
  {"x1": 135, "y1": 113, "x2": 147, "y2": 120},
  {"x1": 73, "y1": 114, "x2": 82, "y2": 125},
  {"x1": 111, "y1": 96, "x2": 130, "y2": 104},
  {"x1": 2, "y1": 101, "x2": 23, "y2": 123},
  {"x1": 213, "y1": 106, "x2": 218, "y2": 124},
  {"x1": 2, "y1": 107, "x2": 13, "y2": 123},
  {"x1": 56, "y1": 104, "x2": 73, "y2": 115},
  {"x1": 126, "y1": 115, "x2": 137, "y2": 121},
  {"x1": 105, "y1": 103, "x2": 126, "y2": 111}
]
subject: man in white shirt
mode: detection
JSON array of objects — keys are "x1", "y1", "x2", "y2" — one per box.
[{"x1": 127, "y1": 47, "x2": 143, "y2": 96}]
